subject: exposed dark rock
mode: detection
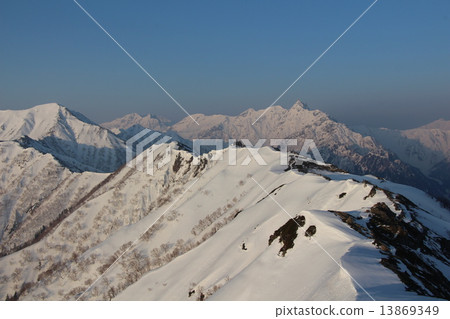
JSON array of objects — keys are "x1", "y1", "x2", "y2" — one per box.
[
  {"x1": 268, "y1": 215, "x2": 305, "y2": 257},
  {"x1": 439, "y1": 238, "x2": 450, "y2": 259},
  {"x1": 172, "y1": 153, "x2": 183, "y2": 173},
  {"x1": 304, "y1": 225, "x2": 317, "y2": 238},
  {"x1": 256, "y1": 184, "x2": 285, "y2": 204},
  {"x1": 293, "y1": 160, "x2": 346, "y2": 174},
  {"x1": 331, "y1": 196, "x2": 450, "y2": 300},
  {"x1": 193, "y1": 157, "x2": 208, "y2": 177},
  {"x1": 329, "y1": 210, "x2": 369, "y2": 237},
  {"x1": 363, "y1": 186, "x2": 377, "y2": 200},
  {"x1": 183, "y1": 156, "x2": 193, "y2": 174},
  {"x1": 380, "y1": 256, "x2": 426, "y2": 295},
  {"x1": 235, "y1": 140, "x2": 245, "y2": 148},
  {"x1": 233, "y1": 209, "x2": 243, "y2": 219},
  {"x1": 339, "y1": 192, "x2": 347, "y2": 199}
]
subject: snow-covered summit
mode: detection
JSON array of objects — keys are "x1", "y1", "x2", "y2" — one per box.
[
  {"x1": 291, "y1": 99, "x2": 310, "y2": 110},
  {"x1": 0, "y1": 103, "x2": 125, "y2": 172},
  {"x1": 1, "y1": 103, "x2": 67, "y2": 140}
]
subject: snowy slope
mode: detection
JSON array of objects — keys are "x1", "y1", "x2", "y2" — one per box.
[
  {"x1": 116, "y1": 152, "x2": 450, "y2": 301},
  {"x1": 0, "y1": 144, "x2": 448, "y2": 301},
  {"x1": 0, "y1": 140, "x2": 105, "y2": 255},
  {"x1": 115, "y1": 124, "x2": 192, "y2": 152},
  {"x1": 0, "y1": 103, "x2": 125, "y2": 172}
]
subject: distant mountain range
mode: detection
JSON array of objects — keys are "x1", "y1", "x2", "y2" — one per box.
[
  {"x1": 101, "y1": 113, "x2": 171, "y2": 134},
  {"x1": 102, "y1": 100, "x2": 450, "y2": 204},
  {"x1": 354, "y1": 123, "x2": 450, "y2": 203}
]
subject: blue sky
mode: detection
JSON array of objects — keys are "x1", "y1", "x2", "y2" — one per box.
[{"x1": 1, "y1": 0, "x2": 449, "y2": 129}]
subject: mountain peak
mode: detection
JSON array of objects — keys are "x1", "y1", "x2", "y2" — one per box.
[
  {"x1": 291, "y1": 99, "x2": 309, "y2": 110},
  {"x1": 0, "y1": 103, "x2": 125, "y2": 172}
]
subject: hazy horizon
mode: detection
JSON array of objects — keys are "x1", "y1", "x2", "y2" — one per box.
[{"x1": 1, "y1": 0, "x2": 449, "y2": 130}]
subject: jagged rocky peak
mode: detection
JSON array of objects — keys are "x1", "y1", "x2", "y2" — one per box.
[
  {"x1": 238, "y1": 108, "x2": 256, "y2": 116},
  {"x1": 291, "y1": 99, "x2": 309, "y2": 110}
]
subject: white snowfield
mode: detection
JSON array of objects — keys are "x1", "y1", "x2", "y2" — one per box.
[{"x1": 0, "y1": 138, "x2": 448, "y2": 301}]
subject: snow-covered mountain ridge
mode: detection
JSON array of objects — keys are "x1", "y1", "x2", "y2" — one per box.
[{"x1": 0, "y1": 140, "x2": 449, "y2": 301}]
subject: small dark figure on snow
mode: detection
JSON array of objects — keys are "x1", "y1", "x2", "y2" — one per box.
[{"x1": 241, "y1": 243, "x2": 247, "y2": 251}]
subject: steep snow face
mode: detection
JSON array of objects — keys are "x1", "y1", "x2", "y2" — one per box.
[
  {"x1": 101, "y1": 113, "x2": 171, "y2": 133},
  {"x1": 0, "y1": 103, "x2": 125, "y2": 172},
  {"x1": 0, "y1": 144, "x2": 448, "y2": 301}
]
